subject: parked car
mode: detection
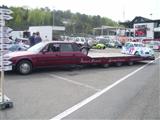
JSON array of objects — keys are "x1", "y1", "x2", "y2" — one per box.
[
  {"x1": 121, "y1": 42, "x2": 154, "y2": 57},
  {"x1": 74, "y1": 37, "x2": 86, "y2": 45},
  {"x1": 114, "y1": 40, "x2": 122, "y2": 48},
  {"x1": 87, "y1": 37, "x2": 97, "y2": 47},
  {"x1": 97, "y1": 37, "x2": 110, "y2": 45},
  {"x1": 145, "y1": 41, "x2": 160, "y2": 51},
  {"x1": 9, "y1": 43, "x2": 28, "y2": 52},
  {"x1": 106, "y1": 40, "x2": 122, "y2": 48},
  {"x1": 74, "y1": 37, "x2": 90, "y2": 51},
  {"x1": 107, "y1": 40, "x2": 115, "y2": 48},
  {"x1": 92, "y1": 43, "x2": 106, "y2": 49},
  {"x1": 9, "y1": 38, "x2": 30, "y2": 52},
  {"x1": 6, "y1": 41, "x2": 89, "y2": 75}
]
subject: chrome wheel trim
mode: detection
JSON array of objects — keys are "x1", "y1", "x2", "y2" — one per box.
[{"x1": 20, "y1": 63, "x2": 31, "y2": 74}]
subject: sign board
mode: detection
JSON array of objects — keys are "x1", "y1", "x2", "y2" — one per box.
[
  {"x1": 0, "y1": 54, "x2": 11, "y2": 61},
  {"x1": 0, "y1": 32, "x2": 10, "y2": 38},
  {"x1": 0, "y1": 27, "x2": 12, "y2": 37},
  {"x1": 0, "y1": 44, "x2": 11, "y2": 49},
  {"x1": 0, "y1": 21, "x2": 5, "y2": 26},
  {"x1": 1, "y1": 55, "x2": 11, "y2": 59},
  {"x1": 0, "y1": 8, "x2": 13, "y2": 14},
  {"x1": 0, "y1": 27, "x2": 13, "y2": 33},
  {"x1": 0, "y1": 50, "x2": 10, "y2": 55},
  {"x1": 134, "y1": 23, "x2": 154, "y2": 39},
  {"x1": 0, "y1": 38, "x2": 12, "y2": 44},
  {"x1": 0, "y1": 61, "x2": 12, "y2": 66},
  {"x1": 0, "y1": 8, "x2": 13, "y2": 109},
  {"x1": 0, "y1": 56, "x2": 11, "y2": 61},
  {"x1": 0, "y1": 48, "x2": 9, "y2": 51},
  {"x1": 0, "y1": 65, "x2": 12, "y2": 71},
  {"x1": 0, "y1": 14, "x2": 13, "y2": 20}
]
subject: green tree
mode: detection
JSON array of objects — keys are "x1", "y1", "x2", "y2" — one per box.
[{"x1": 6, "y1": 6, "x2": 119, "y2": 35}]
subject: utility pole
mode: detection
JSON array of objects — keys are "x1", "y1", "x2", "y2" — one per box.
[
  {"x1": 53, "y1": 9, "x2": 54, "y2": 27},
  {"x1": 52, "y1": 7, "x2": 55, "y2": 40}
]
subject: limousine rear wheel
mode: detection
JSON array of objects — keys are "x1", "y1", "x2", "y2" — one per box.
[{"x1": 17, "y1": 60, "x2": 32, "y2": 75}]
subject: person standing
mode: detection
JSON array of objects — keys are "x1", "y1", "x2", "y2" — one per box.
[
  {"x1": 34, "y1": 32, "x2": 42, "y2": 44},
  {"x1": 29, "y1": 32, "x2": 36, "y2": 47}
]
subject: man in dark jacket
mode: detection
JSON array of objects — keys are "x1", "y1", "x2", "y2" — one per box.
[
  {"x1": 29, "y1": 32, "x2": 36, "y2": 47},
  {"x1": 35, "y1": 32, "x2": 42, "y2": 44}
]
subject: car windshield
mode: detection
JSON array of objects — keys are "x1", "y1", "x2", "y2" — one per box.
[{"x1": 27, "y1": 42, "x2": 47, "y2": 52}]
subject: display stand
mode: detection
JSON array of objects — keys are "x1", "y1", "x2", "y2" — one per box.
[{"x1": 0, "y1": 7, "x2": 13, "y2": 110}]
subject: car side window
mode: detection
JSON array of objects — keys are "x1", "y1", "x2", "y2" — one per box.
[
  {"x1": 60, "y1": 44, "x2": 73, "y2": 52},
  {"x1": 48, "y1": 43, "x2": 60, "y2": 52},
  {"x1": 72, "y1": 43, "x2": 80, "y2": 51}
]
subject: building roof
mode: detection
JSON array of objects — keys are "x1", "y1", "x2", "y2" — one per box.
[
  {"x1": 120, "y1": 16, "x2": 160, "y2": 28},
  {"x1": 93, "y1": 25, "x2": 125, "y2": 30}
]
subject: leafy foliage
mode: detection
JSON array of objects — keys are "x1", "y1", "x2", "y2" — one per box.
[{"x1": 6, "y1": 7, "x2": 119, "y2": 35}]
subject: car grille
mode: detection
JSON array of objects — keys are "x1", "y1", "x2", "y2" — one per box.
[{"x1": 145, "y1": 52, "x2": 149, "y2": 54}]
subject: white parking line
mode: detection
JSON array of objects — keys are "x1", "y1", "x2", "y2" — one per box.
[
  {"x1": 50, "y1": 57, "x2": 160, "y2": 120},
  {"x1": 48, "y1": 74, "x2": 101, "y2": 92}
]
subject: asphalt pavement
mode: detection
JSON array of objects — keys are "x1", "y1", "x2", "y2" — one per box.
[{"x1": 62, "y1": 56, "x2": 160, "y2": 120}]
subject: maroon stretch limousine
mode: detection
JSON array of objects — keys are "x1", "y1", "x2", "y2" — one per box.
[{"x1": 6, "y1": 41, "x2": 155, "y2": 75}]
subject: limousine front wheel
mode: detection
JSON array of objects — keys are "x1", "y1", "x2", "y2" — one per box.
[{"x1": 17, "y1": 60, "x2": 32, "y2": 75}]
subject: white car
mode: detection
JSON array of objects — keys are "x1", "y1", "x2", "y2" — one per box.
[
  {"x1": 145, "y1": 41, "x2": 160, "y2": 51},
  {"x1": 74, "y1": 37, "x2": 86, "y2": 45},
  {"x1": 121, "y1": 42, "x2": 154, "y2": 57}
]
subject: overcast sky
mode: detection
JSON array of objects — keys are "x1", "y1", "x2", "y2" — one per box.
[{"x1": 0, "y1": 0, "x2": 159, "y2": 22}]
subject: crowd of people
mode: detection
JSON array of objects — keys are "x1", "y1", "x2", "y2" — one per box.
[{"x1": 29, "y1": 32, "x2": 42, "y2": 47}]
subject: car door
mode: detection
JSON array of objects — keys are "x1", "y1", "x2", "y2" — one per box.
[
  {"x1": 58, "y1": 43, "x2": 78, "y2": 65},
  {"x1": 35, "y1": 43, "x2": 61, "y2": 67}
]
